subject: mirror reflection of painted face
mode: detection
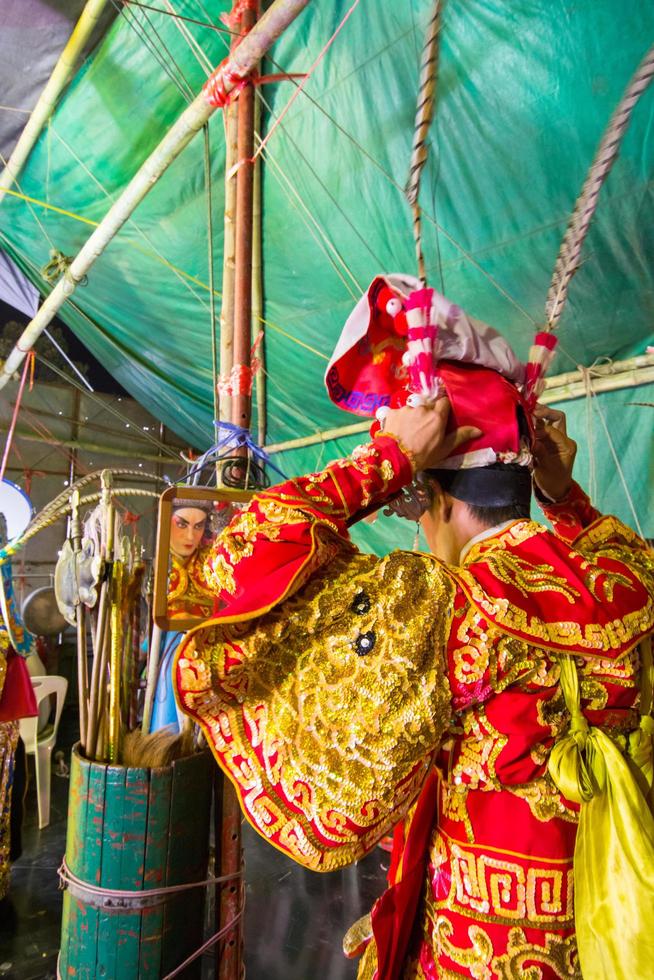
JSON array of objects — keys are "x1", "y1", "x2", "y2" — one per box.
[{"x1": 170, "y1": 507, "x2": 209, "y2": 560}]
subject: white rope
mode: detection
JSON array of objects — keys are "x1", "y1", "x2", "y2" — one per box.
[
  {"x1": 546, "y1": 43, "x2": 654, "y2": 330},
  {"x1": 580, "y1": 366, "x2": 598, "y2": 503},
  {"x1": 161, "y1": 0, "x2": 214, "y2": 76},
  {"x1": 405, "y1": 0, "x2": 442, "y2": 283},
  {"x1": 590, "y1": 385, "x2": 645, "y2": 538},
  {"x1": 579, "y1": 360, "x2": 645, "y2": 537},
  {"x1": 58, "y1": 855, "x2": 242, "y2": 904}
]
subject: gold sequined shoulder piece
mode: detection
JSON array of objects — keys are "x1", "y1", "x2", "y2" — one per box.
[{"x1": 177, "y1": 549, "x2": 455, "y2": 870}]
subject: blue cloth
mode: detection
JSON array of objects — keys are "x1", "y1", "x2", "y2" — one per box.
[
  {"x1": 150, "y1": 631, "x2": 184, "y2": 733},
  {"x1": 185, "y1": 422, "x2": 286, "y2": 483}
]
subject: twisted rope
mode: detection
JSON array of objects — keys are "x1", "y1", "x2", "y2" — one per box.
[
  {"x1": 545, "y1": 43, "x2": 654, "y2": 330},
  {"x1": 0, "y1": 488, "x2": 160, "y2": 564},
  {"x1": 34, "y1": 468, "x2": 167, "y2": 523},
  {"x1": 405, "y1": 1, "x2": 442, "y2": 284}
]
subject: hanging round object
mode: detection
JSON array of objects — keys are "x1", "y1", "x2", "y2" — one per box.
[
  {"x1": 0, "y1": 479, "x2": 33, "y2": 542},
  {"x1": 21, "y1": 586, "x2": 67, "y2": 637}
]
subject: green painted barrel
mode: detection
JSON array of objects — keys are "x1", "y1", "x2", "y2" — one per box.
[{"x1": 59, "y1": 745, "x2": 212, "y2": 979}]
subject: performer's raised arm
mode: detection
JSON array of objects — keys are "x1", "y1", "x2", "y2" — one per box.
[
  {"x1": 175, "y1": 402, "x2": 479, "y2": 871},
  {"x1": 175, "y1": 274, "x2": 654, "y2": 980}
]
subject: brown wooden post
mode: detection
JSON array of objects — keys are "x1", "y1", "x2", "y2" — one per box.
[
  {"x1": 220, "y1": 5, "x2": 259, "y2": 975},
  {"x1": 231, "y1": 5, "x2": 258, "y2": 433}
]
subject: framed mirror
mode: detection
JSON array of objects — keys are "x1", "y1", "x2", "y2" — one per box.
[{"x1": 153, "y1": 485, "x2": 253, "y2": 630}]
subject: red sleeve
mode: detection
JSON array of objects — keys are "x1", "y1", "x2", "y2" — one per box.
[
  {"x1": 203, "y1": 435, "x2": 415, "y2": 623},
  {"x1": 537, "y1": 480, "x2": 601, "y2": 544}
]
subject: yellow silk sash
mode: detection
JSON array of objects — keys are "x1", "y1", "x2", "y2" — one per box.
[{"x1": 548, "y1": 642, "x2": 654, "y2": 979}]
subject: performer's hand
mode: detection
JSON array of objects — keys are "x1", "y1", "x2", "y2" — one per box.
[
  {"x1": 532, "y1": 405, "x2": 577, "y2": 501},
  {"x1": 381, "y1": 399, "x2": 482, "y2": 471}
]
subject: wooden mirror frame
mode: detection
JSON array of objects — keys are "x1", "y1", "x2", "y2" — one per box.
[{"x1": 153, "y1": 485, "x2": 253, "y2": 630}]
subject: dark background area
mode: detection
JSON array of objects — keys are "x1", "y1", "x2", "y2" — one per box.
[{"x1": 0, "y1": 300, "x2": 127, "y2": 395}]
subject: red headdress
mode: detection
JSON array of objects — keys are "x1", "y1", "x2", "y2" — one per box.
[{"x1": 325, "y1": 274, "x2": 551, "y2": 471}]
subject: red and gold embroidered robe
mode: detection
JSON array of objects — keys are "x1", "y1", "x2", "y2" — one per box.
[
  {"x1": 167, "y1": 544, "x2": 216, "y2": 620},
  {"x1": 174, "y1": 435, "x2": 654, "y2": 979}
]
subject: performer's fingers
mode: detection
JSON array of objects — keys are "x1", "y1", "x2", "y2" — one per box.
[
  {"x1": 444, "y1": 425, "x2": 483, "y2": 453},
  {"x1": 534, "y1": 404, "x2": 567, "y2": 434}
]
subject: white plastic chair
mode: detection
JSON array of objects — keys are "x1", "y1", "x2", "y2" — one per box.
[{"x1": 19, "y1": 675, "x2": 68, "y2": 829}]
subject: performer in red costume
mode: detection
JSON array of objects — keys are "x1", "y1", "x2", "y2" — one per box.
[{"x1": 175, "y1": 280, "x2": 654, "y2": 980}]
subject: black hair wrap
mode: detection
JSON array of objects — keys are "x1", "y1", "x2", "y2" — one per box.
[{"x1": 426, "y1": 464, "x2": 532, "y2": 509}]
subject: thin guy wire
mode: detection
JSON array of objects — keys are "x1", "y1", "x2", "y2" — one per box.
[
  {"x1": 0, "y1": 150, "x2": 56, "y2": 250},
  {"x1": 161, "y1": 0, "x2": 213, "y2": 75},
  {"x1": 203, "y1": 124, "x2": 219, "y2": 428},
  {"x1": 254, "y1": 86, "x2": 388, "y2": 276},
  {"x1": 108, "y1": 0, "x2": 194, "y2": 103},
  {"x1": 136, "y1": 0, "x2": 199, "y2": 99},
  {"x1": 257, "y1": 51, "x2": 539, "y2": 327},
  {"x1": 256, "y1": 140, "x2": 362, "y2": 298},
  {"x1": 546, "y1": 43, "x2": 654, "y2": 330},
  {"x1": 591, "y1": 385, "x2": 645, "y2": 537},
  {"x1": 34, "y1": 352, "x2": 182, "y2": 460},
  {"x1": 48, "y1": 125, "x2": 213, "y2": 314},
  {"x1": 120, "y1": 0, "x2": 240, "y2": 40}
]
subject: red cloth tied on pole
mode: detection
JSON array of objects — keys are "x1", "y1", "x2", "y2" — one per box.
[
  {"x1": 217, "y1": 364, "x2": 254, "y2": 399},
  {"x1": 203, "y1": 59, "x2": 251, "y2": 108},
  {"x1": 220, "y1": 0, "x2": 258, "y2": 28},
  {"x1": 216, "y1": 334, "x2": 263, "y2": 399}
]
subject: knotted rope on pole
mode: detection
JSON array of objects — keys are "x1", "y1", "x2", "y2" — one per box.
[
  {"x1": 545, "y1": 43, "x2": 654, "y2": 331},
  {"x1": 41, "y1": 248, "x2": 75, "y2": 284},
  {"x1": 405, "y1": 1, "x2": 442, "y2": 284}
]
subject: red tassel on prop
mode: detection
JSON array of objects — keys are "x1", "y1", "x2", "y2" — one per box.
[
  {"x1": 403, "y1": 288, "x2": 441, "y2": 405},
  {"x1": 524, "y1": 331, "x2": 558, "y2": 409}
]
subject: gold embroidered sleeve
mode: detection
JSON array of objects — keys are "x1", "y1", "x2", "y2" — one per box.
[{"x1": 176, "y1": 550, "x2": 455, "y2": 871}]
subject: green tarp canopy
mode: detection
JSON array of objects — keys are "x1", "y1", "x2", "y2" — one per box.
[{"x1": 1, "y1": 0, "x2": 652, "y2": 552}]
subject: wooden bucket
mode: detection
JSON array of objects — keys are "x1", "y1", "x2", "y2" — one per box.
[{"x1": 59, "y1": 745, "x2": 212, "y2": 979}]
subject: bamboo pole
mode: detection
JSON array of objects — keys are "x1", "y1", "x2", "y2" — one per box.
[
  {"x1": 218, "y1": 98, "x2": 240, "y2": 432},
  {"x1": 9, "y1": 427, "x2": 183, "y2": 463},
  {"x1": 141, "y1": 623, "x2": 163, "y2": 735},
  {"x1": 0, "y1": 0, "x2": 312, "y2": 391},
  {"x1": 70, "y1": 490, "x2": 89, "y2": 752},
  {"x1": 540, "y1": 363, "x2": 654, "y2": 403},
  {"x1": 85, "y1": 471, "x2": 114, "y2": 760},
  {"x1": 231, "y1": 6, "x2": 258, "y2": 433},
  {"x1": 0, "y1": 0, "x2": 110, "y2": 206},
  {"x1": 540, "y1": 352, "x2": 654, "y2": 390},
  {"x1": 263, "y1": 353, "x2": 654, "y2": 455},
  {"x1": 204, "y1": 122, "x2": 220, "y2": 443},
  {"x1": 107, "y1": 526, "x2": 124, "y2": 764},
  {"x1": 253, "y1": 94, "x2": 266, "y2": 448},
  {"x1": 220, "y1": 6, "x2": 260, "y2": 976}
]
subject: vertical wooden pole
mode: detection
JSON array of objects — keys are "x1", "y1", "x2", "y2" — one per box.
[
  {"x1": 107, "y1": 519, "x2": 123, "y2": 764},
  {"x1": 231, "y1": 5, "x2": 258, "y2": 433},
  {"x1": 85, "y1": 471, "x2": 114, "y2": 760},
  {"x1": 220, "y1": 5, "x2": 259, "y2": 974},
  {"x1": 219, "y1": 102, "x2": 238, "y2": 436},
  {"x1": 70, "y1": 389, "x2": 89, "y2": 747},
  {"x1": 252, "y1": 93, "x2": 266, "y2": 449},
  {"x1": 71, "y1": 489, "x2": 89, "y2": 752}
]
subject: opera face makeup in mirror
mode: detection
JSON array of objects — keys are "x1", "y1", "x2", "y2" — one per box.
[{"x1": 153, "y1": 486, "x2": 252, "y2": 631}]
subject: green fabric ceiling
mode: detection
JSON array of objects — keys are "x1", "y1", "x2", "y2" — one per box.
[{"x1": 1, "y1": 0, "x2": 652, "y2": 548}]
